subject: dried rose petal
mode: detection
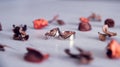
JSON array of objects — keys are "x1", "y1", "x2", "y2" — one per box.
[
  {"x1": 0, "y1": 45, "x2": 5, "y2": 51},
  {"x1": 24, "y1": 47, "x2": 49, "y2": 63},
  {"x1": 88, "y1": 13, "x2": 101, "y2": 22},
  {"x1": 57, "y1": 20, "x2": 65, "y2": 25},
  {"x1": 65, "y1": 47, "x2": 93, "y2": 64},
  {"x1": 49, "y1": 15, "x2": 65, "y2": 25},
  {"x1": 0, "y1": 44, "x2": 14, "y2": 51},
  {"x1": 0, "y1": 23, "x2": 2, "y2": 31},
  {"x1": 65, "y1": 49, "x2": 79, "y2": 59},
  {"x1": 49, "y1": 15, "x2": 59, "y2": 23}
]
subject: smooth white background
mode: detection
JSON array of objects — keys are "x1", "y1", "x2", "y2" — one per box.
[{"x1": 0, "y1": 0, "x2": 120, "y2": 67}]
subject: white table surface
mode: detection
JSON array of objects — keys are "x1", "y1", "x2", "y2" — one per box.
[{"x1": 0, "y1": 0, "x2": 120, "y2": 67}]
